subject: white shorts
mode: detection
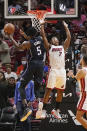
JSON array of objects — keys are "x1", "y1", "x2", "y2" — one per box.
[
  {"x1": 77, "y1": 92, "x2": 87, "y2": 112},
  {"x1": 46, "y1": 68, "x2": 66, "y2": 90}
]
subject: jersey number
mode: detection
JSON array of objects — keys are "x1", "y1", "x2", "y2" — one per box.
[
  {"x1": 59, "y1": 51, "x2": 62, "y2": 56},
  {"x1": 37, "y1": 46, "x2": 42, "y2": 55}
]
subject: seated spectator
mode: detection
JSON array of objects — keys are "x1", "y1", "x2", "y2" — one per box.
[
  {"x1": 0, "y1": 62, "x2": 4, "y2": 72},
  {"x1": 5, "y1": 64, "x2": 18, "y2": 81},
  {"x1": 16, "y1": 57, "x2": 27, "y2": 78},
  {"x1": 7, "y1": 77, "x2": 16, "y2": 106},
  {"x1": 13, "y1": 80, "x2": 35, "y2": 131},
  {"x1": 72, "y1": 14, "x2": 86, "y2": 27},
  {"x1": 0, "y1": 71, "x2": 8, "y2": 109},
  {"x1": 0, "y1": 33, "x2": 11, "y2": 66},
  {"x1": 44, "y1": 61, "x2": 48, "y2": 73},
  {"x1": 77, "y1": 25, "x2": 86, "y2": 39},
  {"x1": 82, "y1": 37, "x2": 87, "y2": 45},
  {"x1": 83, "y1": 19, "x2": 87, "y2": 30}
]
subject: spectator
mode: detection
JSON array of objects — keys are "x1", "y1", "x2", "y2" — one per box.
[
  {"x1": 16, "y1": 57, "x2": 27, "y2": 78},
  {"x1": 5, "y1": 64, "x2": 18, "y2": 81},
  {"x1": 0, "y1": 71, "x2": 8, "y2": 109},
  {"x1": 79, "y1": 37, "x2": 87, "y2": 53},
  {"x1": 22, "y1": 20, "x2": 32, "y2": 34},
  {"x1": 81, "y1": 37, "x2": 87, "y2": 45},
  {"x1": 0, "y1": 33, "x2": 11, "y2": 66},
  {"x1": 0, "y1": 62, "x2": 4, "y2": 72},
  {"x1": 83, "y1": 19, "x2": 87, "y2": 30},
  {"x1": 72, "y1": 14, "x2": 86, "y2": 27},
  {"x1": 77, "y1": 25, "x2": 86, "y2": 39},
  {"x1": 44, "y1": 61, "x2": 48, "y2": 73},
  {"x1": 7, "y1": 77, "x2": 16, "y2": 106},
  {"x1": 13, "y1": 80, "x2": 35, "y2": 131}
]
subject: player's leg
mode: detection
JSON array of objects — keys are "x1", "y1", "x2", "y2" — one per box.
[
  {"x1": 51, "y1": 69, "x2": 66, "y2": 119},
  {"x1": 76, "y1": 92, "x2": 87, "y2": 129},
  {"x1": 76, "y1": 110, "x2": 87, "y2": 129},
  {"x1": 36, "y1": 69, "x2": 55, "y2": 119},
  {"x1": 51, "y1": 89, "x2": 63, "y2": 119},
  {"x1": 36, "y1": 88, "x2": 51, "y2": 119},
  {"x1": 19, "y1": 64, "x2": 33, "y2": 122},
  {"x1": 33, "y1": 60, "x2": 44, "y2": 98}
]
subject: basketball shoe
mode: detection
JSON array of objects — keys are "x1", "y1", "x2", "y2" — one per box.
[
  {"x1": 20, "y1": 107, "x2": 32, "y2": 122},
  {"x1": 40, "y1": 110, "x2": 47, "y2": 119},
  {"x1": 51, "y1": 109, "x2": 61, "y2": 120},
  {"x1": 36, "y1": 101, "x2": 43, "y2": 119}
]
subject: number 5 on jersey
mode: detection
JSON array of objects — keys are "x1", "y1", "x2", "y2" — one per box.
[{"x1": 37, "y1": 46, "x2": 42, "y2": 55}]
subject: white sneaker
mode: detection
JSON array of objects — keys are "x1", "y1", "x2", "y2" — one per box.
[
  {"x1": 51, "y1": 109, "x2": 61, "y2": 120},
  {"x1": 38, "y1": 102, "x2": 43, "y2": 110},
  {"x1": 40, "y1": 110, "x2": 47, "y2": 119},
  {"x1": 36, "y1": 102, "x2": 43, "y2": 119}
]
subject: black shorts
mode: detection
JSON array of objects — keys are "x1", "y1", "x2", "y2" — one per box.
[{"x1": 20, "y1": 60, "x2": 44, "y2": 84}]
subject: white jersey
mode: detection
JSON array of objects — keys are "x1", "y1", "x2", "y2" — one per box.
[
  {"x1": 77, "y1": 67, "x2": 87, "y2": 111},
  {"x1": 49, "y1": 45, "x2": 65, "y2": 69},
  {"x1": 79, "y1": 67, "x2": 87, "y2": 92}
]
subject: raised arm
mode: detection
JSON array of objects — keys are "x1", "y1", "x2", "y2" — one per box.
[
  {"x1": 20, "y1": 29, "x2": 30, "y2": 40},
  {"x1": 63, "y1": 21, "x2": 71, "y2": 51},
  {"x1": 40, "y1": 24, "x2": 51, "y2": 51},
  {"x1": 9, "y1": 35, "x2": 31, "y2": 50}
]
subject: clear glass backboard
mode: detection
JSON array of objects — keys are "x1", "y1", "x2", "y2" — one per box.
[{"x1": 4, "y1": 0, "x2": 78, "y2": 19}]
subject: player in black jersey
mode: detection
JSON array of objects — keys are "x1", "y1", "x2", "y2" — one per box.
[{"x1": 9, "y1": 27, "x2": 46, "y2": 122}]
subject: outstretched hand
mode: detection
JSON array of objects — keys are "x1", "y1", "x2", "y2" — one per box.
[
  {"x1": 39, "y1": 18, "x2": 45, "y2": 25},
  {"x1": 67, "y1": 70, "x2": 74, "y2": 78},
  {"x1": 63, "y1": 21, "x2": 68, "y2": 28}
]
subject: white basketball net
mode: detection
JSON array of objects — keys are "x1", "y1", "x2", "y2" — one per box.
[
  {"x1": 31, "y1": 17, "x2": 41, "y2": 32},
  {"x1": 27, "y1": 10, "x2": 47, "y2": 32}
]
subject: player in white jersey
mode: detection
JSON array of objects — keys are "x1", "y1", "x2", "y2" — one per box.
[
  {"x1": 47, "y1": 45, "x2": 66, "y2": 90},
  {"x1": 36, "y1": 21, "x2": 71, "y2": 119},
  {"x1": 68, "y1": 55, "x2": 87, "y2": 130}
]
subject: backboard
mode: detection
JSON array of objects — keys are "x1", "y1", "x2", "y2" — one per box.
[
  {"x1": 4, "y1": 0, "x2": 78, "y2": 19},
  {"x1": 50, "y1": 0, "x2": 78, "y2": 18},
  {"x1": 4, "y1": 0, "x2": 53, "y2": 19}
]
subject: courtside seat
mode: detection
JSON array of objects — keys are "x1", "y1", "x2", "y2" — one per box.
[{"x1": 0, "y1": 106, "x2": 41, "y2": 131}]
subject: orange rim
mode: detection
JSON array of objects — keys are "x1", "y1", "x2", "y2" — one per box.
[{"x1": 27, "y1": 10, "x2": 48, "y2": 19}]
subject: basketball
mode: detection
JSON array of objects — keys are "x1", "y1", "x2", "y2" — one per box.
[{"x1": 4, "y1": 23, "x2": 15, "y2": 34}]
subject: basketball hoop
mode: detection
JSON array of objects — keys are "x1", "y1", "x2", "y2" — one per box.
[{"x1": 27, "y1": 10, "x2": 48, "y2": 32}]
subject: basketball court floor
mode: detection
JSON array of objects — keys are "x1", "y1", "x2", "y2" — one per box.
[
  {"x1": 0, "y1": 103, "x2": 86, "y2": 131},
  {"x1": 39, "y1": 102, "x2": 87, "y2": 131}
]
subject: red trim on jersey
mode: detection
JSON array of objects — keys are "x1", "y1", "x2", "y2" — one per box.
[
  {"x1": 55, "y1": 87, "x2": 65, "y2": 91},
  {"x1": 55, "y1": 85, "x2": 65, "y2": 90},
  {"x1": 77, "y1": 92, "x2": 86, "y2": 110},
  {"x1": 46, "y1": 66, "x2": 50, "y2": 88},
  {"x1": 46, "y1": 51, "x2": 50, "y2": 88},
  {"x1": 77, "y1": 108, "x2": 87, "y2": 112},
  {"x1": 80, "y1": 78, "x2": 85, "y2": 92},
  {"x1": 46, "y1": 51, "x2": 50, "y2": 66}
]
